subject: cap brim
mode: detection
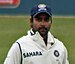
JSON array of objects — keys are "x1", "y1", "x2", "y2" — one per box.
[{"x1": 33, "y1": 11, "x2": 51, "y2": 17}]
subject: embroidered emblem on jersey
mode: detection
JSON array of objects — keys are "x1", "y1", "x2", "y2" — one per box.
[
  {"x1": 23, "y1": 51, "x2": 42, "y2": 58},
  {"x1": 54, "y1": 50, "x2": 59, "y2": 57}
]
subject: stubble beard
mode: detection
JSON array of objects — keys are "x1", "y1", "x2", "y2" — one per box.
[{"x1": 38, "y1": 27, "x2": 49, "y2": 37}]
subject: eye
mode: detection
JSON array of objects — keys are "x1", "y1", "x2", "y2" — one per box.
[
  {"x1": 38, "y1": 17, "x2": 42, "y2": 22},
  {"x1": 35, "y1": 16, "x2": 42, "y2": 22},
  {"x1": 45, "y1": 17, "x2": 49, "y2": 21},
  {"x1": 45, "y1": 17, "x2": 51, "y2": 22}
]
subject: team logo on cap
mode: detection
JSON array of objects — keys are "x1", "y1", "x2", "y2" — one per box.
[
  {"x1": 54, "y1": 50, "x2": 60, "y2": 57},
  {"x1": 38, "y1": 4, "x2": 47, "y2": 11}
]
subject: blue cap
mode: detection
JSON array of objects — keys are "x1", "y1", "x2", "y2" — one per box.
[{"x1": 31, "y1": 4, "x2": 52, "y2": 17}]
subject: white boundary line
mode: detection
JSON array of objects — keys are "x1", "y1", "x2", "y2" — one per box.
[
  {"x1": 53, "y1": 15, "x2": 75, "y2": 18},
  {"x1": 0, "y1": 15, "x2": 75, "y2": 18},
  {"x1": 0, "y1": 15, "x2": 26, "y2": 18}
]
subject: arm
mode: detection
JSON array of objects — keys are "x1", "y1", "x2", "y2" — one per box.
[
  {"x1": 62, "y1": 47, "x2": 69, "y2": 64},
  {"x1": 4, "y1": 43, "x2": 21, "y2": 64}
]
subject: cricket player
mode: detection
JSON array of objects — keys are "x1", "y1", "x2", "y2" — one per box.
[{"x1": 4, "y1": 4, "x2": 69, "y2": 64}]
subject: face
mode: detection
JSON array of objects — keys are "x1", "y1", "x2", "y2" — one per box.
[{"x1": 30, "y1": 13, "x2": 52, "y2": 37}]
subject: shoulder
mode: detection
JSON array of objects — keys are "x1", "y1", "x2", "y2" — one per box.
[
  {"x1": 54, "y1": 38, "x2": 69, "y2": 55},
  {"x1": 6, "y1": 42, "x2": 21, "y2": 58},
  {"x1": 54, "y1": 38, "x2": 64, "y2": 45},
  {"x1": 53, "y1": 38, "x2": 68, "y2": 55},
  {"x1": 53, "y1": 38, "x2": 66, "y2": 50},
  {"x1": 16, "y1": 35, "x2": 30, "y2": 43},
  {"x1": 14, "y1": 35, "x2": 33, "y2": 46}
]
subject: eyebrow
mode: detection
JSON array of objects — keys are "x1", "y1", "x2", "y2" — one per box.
[{"x1": 35, "y1": 15, "x2": 50, "y2": 18}]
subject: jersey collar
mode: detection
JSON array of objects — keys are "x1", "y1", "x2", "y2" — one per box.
[{"x1": 28, "y1": 29, "x2": 55, "y2": 49}]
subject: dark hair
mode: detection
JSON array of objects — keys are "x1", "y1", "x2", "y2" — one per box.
[{"x1": 30, "y1": 16, "x2": 33, "y2": 22}]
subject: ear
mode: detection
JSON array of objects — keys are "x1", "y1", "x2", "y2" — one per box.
[{"x1": 30, "y1": 18, "x2": 33, "y2": 28}]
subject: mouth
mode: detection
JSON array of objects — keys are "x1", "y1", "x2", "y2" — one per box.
[
  {"x1": 38, "y1": 28, "x2": 48, "y2": 36},
  {"x1": 39, "y1": 28, "x2": 46, "y2": 32}
]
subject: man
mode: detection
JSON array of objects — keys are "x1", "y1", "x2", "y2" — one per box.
[{"x1": 4, "y1": 4, "x2": 69, "y2": 64}]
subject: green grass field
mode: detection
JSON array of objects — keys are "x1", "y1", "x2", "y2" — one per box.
[{"x1": 0, "y1": 16, "x2": 75, "y2": 64}]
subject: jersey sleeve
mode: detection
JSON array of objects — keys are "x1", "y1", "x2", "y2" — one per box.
[
  {"x1": 62, "y1": 47, "x2": 69, "y2": 64},
  {"x1": 4, "y1": 42, "x2": 21, "y2": 64}
]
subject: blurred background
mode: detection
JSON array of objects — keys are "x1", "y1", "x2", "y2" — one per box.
[
  {"x1": 0, "y1": 0, "x2": 75, "y2": 64},
  {"x1": 0, "y1": 0, "x2": 75, "y2": 16}
]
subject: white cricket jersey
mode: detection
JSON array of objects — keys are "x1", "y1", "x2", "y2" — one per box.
[{"x1": 4, "y1": 29, "x2": 69, "y2": 64}]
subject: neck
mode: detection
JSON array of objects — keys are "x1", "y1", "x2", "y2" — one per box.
[
  {"x1": 42, "y1": 34, "x2": 48, "y2": 46},
  {"x1": 32, "y1": 29, "x2": 48, "y2": 46}
]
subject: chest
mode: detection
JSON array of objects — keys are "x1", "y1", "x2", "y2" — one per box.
[{"x1": 20, "y1": 41, "x2": 64, "y2": 64}]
